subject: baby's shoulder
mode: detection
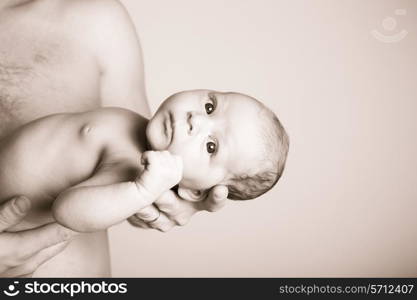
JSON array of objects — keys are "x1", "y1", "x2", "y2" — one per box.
[
  {"x1": 86, "y1": 106, "x2": 145, "y2": 130},
  {"x1": 84, "y1": 107, "x2": 143, "y2": 124}
]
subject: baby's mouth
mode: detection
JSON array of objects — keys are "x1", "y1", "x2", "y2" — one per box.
[{"x1": 164, "y1": 112, "x2": 174, "y2": 145}]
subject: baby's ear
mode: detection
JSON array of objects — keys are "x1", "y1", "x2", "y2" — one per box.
[{"x1": 177, "y1": 187, "x2": 208, "y2": 202}]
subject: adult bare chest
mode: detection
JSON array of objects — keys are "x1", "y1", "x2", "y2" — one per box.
[{"x1": 0, "y1": 10, "x2": 100, "y2": 138}]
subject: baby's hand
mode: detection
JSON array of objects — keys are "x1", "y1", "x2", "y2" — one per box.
[{"x1": 136, "y1": 151, "x2": 183, "y2": 198}]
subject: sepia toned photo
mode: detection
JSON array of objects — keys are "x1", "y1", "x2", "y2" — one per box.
[{"x1": 0, "y1": 0, "x2": 416, "y2": 281}]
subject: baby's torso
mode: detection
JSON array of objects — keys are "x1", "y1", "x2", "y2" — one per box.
[{"x1": 0, "y1": 115, "x2": 97, "y2": 231}]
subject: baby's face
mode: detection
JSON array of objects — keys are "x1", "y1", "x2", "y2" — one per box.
[{"x1": 146, "y1": 89, "x2": 265, "y2": 191}]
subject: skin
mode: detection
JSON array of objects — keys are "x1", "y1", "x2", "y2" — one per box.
[
  {"x1": 147, "y1": 89, "x2": 266, "y2": 199},
  {"x1": 0, "y1": 107, "x2": 181, "y2": 234},
  {"x1": 0, "y1": 90, "x2": 264, "y2": 233},
  {"x1": 0, "y1": 108, "x2": 146, "y2": 231},
  {"x1": 0, "y1": 93, "x2": 255, "y2": 232},
  {"x1": 0, "y1": 196, "x2": 75, "y2": 278},
  {"x1": 0, "y1": 0, "x2": 227, "y2": 277}
]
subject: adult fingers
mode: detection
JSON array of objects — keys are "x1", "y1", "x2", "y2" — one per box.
[
  {"x1": 127, "y1": 204, "x2": 161, "y2": 229},
  {"x1": 129, "y1": 206, "x2": 176, "y2": 232},
  {"x1": 133, "y1": 205, "x2": 160, "y2": 223},
  {"x1": 153, "y1": 190, "x2": 194, "y2": 226},
  {"x1": 0, "y1": 196, "x2": 31, "y2": 232},
  {"x1": 1, "y1": 241, "x2": 69, "y2": 278},
  {"x1": 202, "y1": 185, "x2": 228, "y2": 212},
  {"x1": 148, "y1": 212, "x2": 175, "y2": 232},
  {"x1": 16, "y1": 272, "x2": 34, "y2": 278},
  {"x1": 15, "y1": 223, "x2": 77, "y2": 260},
  {"x1": 153, "y1": 190, "x2": 180, "y2": 214},
  {"x1": 127, "y1": 215, "x2": 149, "y2": 229}
]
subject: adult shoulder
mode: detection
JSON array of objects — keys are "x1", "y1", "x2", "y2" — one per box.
[
  {"x1": 58, "y1": 0, "x2": 149, "y2": 116},
  {"x1": 59, "y1": 0, "x2": 138, "y2": 49}
]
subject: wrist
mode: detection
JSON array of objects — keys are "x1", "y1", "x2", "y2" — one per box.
[{"x1": 133, "y1": 180, "x2": 159, "y2": 201}]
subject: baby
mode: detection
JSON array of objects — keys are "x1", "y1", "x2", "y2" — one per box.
[{"x1": 0, "y1": 89, "x2": 289, "y2": 233}]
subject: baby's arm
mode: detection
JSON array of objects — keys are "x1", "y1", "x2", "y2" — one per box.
[{"x1": 52, "y1": 151, "x2": 182, "y2": 232}]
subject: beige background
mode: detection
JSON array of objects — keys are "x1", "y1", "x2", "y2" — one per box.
[{"x1": 108, "y1": 0, "x2": 417, "y2": 277}]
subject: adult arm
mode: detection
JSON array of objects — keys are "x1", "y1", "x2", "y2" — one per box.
[{"x1": 92, "y1": 0, "x2": 150, "y2": 117}]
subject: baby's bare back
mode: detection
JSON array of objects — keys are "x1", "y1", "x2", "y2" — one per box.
[{"x1": 0, "y1": 112, "x2": 105, "y2": 231}]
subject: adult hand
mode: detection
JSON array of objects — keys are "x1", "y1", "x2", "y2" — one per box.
[
  {"x1": 0, "y1": 196, "x2": 77, "y2": 278},
  {"x1": 128, "y1": 185, "x2": 228, "y2": 232}
]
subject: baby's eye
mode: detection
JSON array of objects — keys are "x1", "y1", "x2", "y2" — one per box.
[
  {"x1": 205, "y1": 103, "x2": 215, "y2": 114},
  {"x1": 205, "y1": 94, "x2": 217, "y2": 115},
  {"x1": 206, "y1": 141, "x2": 216, "y2": 154}
]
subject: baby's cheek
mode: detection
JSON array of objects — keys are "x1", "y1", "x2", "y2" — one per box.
[
  {"x1": 169, "y1": 142, "x2": 197, "y2": 165},
  {"x1": 182, "y1": 156, "x2": 209, "y2": 187},
  {"x1": 182, "y1": 154, "x2": 203, "y2": 178},
  {"x1": 168, "y1": 141, "x2": 210, "y2": 185},
  {"x1": 180, "y1": 173, "x2": 208, "y2": 190}
]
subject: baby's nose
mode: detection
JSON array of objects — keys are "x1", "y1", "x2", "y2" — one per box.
[{"x1": 187, "y1": 112, "x2": 209, "y2": 136}]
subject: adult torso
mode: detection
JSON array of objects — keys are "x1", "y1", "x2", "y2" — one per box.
[{"x1": 0, "y1": 0, "x2": 110, "y2": 277}]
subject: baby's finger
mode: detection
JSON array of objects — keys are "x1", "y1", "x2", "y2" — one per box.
[
  {"x1": 203, "y1": 185, "x2": 228, "y2": 212},
  {"x1": 173, "y1": 154, "x2": 183, "y2": 168},
  {"x1": 140, "y1": 151, "x2": 150, "y2": 166}
]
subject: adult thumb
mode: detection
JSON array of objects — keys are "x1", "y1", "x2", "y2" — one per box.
[{"x1": 0, "y1": 196, "x2": 31, "y2": 232}]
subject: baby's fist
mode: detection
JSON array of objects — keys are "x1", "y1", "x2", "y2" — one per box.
[{"x1": 136, "y1": 151, "x2": 183, "y2": 198}]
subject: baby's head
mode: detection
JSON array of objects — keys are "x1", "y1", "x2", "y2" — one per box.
[{"x1": 146, "y1": 89, "x2": 289, "y2": 201}]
